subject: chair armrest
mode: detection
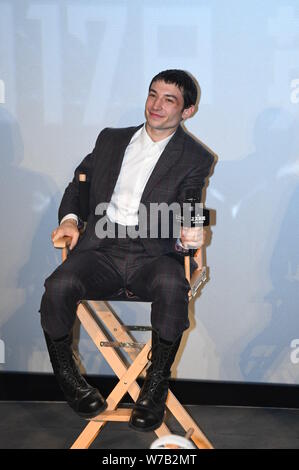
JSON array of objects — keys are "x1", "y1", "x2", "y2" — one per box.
[
  {"x1": 189, "y1": 266, "x2": 207, "y2": 299},
  {"x1": 53, "y1": 236, "x2": 72, "y2": 249},
  {"x1": 188, "y1": 248, "x2": 207, "y2": 299}
]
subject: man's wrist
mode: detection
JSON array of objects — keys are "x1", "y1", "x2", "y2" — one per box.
[
  {"x1": 175, "y1": 238, "x2": 189, "y2": 254},
  {"x1": 60, "y1": 215, "x2": 85, "y2": 231},
  {"x1": 61, "y1": 219, "x2": 77, "y2": 226},
  {"x1": 60, "y1": 213, "x2": 78, "y2": 226}
]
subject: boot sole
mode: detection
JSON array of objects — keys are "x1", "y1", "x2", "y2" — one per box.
[{"x1": 128, "y1": 417, "x2": 164, "y2": 433}]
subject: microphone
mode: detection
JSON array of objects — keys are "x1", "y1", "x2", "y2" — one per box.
[{"x1": 180, "y1": 189, "x2": 210, "y2": 256}]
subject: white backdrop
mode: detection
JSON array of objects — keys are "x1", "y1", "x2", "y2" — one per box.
[{"x1": 0, "y1": 0, "x2": 298, "y2": 383}]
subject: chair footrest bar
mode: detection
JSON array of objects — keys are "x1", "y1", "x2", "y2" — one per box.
[
  {"x1": 122, "y1": 325, "x2": 153, "y2": 331},
  {"x1": 100, "y1": 341, "x2": 145, "y2": 349},
  {"x1": 89, "y1": 408, "x2": 132, "y2": 423}
]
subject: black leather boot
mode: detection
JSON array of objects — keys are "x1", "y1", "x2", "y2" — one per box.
[
  {"x1": 129, "y1": 330, "x2": 182, "y2": 432},
  {"x1": 44, "y1": 331, "x2": 107, "y2": 418}
]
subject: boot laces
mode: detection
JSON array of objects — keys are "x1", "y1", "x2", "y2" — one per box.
[
  {"x1": 147, "y1": 341, "x2": 174, "y2": 374},
  {"x1": 143, "y1": 342, "x2": 173, "y2": 397},
  {"x1": 53, "y1": 342, "x2": 87, "y2": 390}
]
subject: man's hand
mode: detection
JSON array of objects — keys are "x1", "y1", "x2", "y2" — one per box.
[
  {"x1": 180, "y1": 226, "x2": 206, "y2": 250},
  {"x1": 51, "y1": 219, "x2": 79, "y2": 251}
]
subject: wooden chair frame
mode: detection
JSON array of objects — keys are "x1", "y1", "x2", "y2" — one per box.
[{"x1": 53, "y1": 236, "x2": 213, "y2": 449}]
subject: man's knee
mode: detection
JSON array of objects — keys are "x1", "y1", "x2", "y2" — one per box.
[
  {"x1": 40, "y1": 270, "x2": 83, "y2": 338},
  {"x1": 43, "y1": 269, "x2": 84, "y2": 301},
  {"x1": 151, "y1": 259, "x2": 189, "y2": 300}
]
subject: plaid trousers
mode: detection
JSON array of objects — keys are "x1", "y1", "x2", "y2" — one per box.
[{"x1": 40, "y1": 229, "x2": 192, "y2": 342}]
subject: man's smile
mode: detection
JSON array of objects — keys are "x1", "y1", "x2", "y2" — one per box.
[{"x1": 149, "y1": 111, "x2": 164, "y2": 118}]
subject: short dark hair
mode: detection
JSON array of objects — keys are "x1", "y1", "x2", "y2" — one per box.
[{"x1": 149, "y1": 69, "x2": 198, "y2": 109}]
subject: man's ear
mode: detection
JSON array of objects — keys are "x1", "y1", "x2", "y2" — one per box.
[{"x1": 182, "y1": 105, "x2": 195, "y2": 120}]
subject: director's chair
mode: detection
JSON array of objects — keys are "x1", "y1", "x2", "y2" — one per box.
[
  {"x1": 53, "y1": 232, "x2": 213, "y2": 449},
  {"x1": 53, "y1": 173, "x2": 213, "y2": 449}
]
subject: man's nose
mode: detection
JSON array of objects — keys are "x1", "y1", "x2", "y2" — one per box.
[{"x1": 152, "y1": 98, "x2": 162, "y2": 110}]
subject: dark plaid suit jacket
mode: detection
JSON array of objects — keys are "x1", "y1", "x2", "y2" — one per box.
[{"x1": 58, "y1": 123, "x2": 214, "y2": 256}]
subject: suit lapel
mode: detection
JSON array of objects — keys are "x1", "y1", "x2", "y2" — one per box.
[
  {"x1": 106, "y1": 123, "x2": 186, "y2": 203},
  {"x1": 106, "y1": 124, "x2": 143, "y2": 201},
  {"x1": 141, "y1": 124, "x2": 185, "y2": 202}
]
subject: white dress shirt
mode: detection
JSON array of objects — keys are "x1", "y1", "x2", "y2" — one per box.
[
  {"x1": 61, "y1": 124, "x2": 174, "y2": 226},
  {"x1": 107, "y1": 124, "x2": 174, "y2": 226}
]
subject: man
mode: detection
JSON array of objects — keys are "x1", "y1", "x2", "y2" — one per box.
[{"x1": 40, "y1": 69, "x2": 214, "y2": 432}]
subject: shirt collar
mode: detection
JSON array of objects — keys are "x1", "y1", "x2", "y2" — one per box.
[{"x1": 140, "y1": 124, "x2": 176, "y2": 152}]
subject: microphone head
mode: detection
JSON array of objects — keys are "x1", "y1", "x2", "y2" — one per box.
[
  {"x1": 184, "y1": 189, "x2": 201, "y2": 202},
  {"x1": 180, "y1": 189, "x2": 210, "y2": 227}
]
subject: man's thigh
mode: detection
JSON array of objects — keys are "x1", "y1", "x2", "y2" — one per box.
[
  {"x1": 46, "y1": 249, "x2": 124, "y2": 300},
  {"x1": 127, "y1": 253, "x2": 188, "y2": 301}
]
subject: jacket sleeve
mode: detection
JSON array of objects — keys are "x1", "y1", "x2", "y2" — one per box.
[
  {"x1": 58, "y1": 128, "x2": 107, "y2": 224},
  {"x1": 177, "y1": 149, "x2": 214, "y2": 205}
]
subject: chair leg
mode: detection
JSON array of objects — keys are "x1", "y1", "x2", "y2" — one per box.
[
  {"x1": 166, "y1": 392, "x2": 213, "y2": 449},
  {"x1": 71, "y1": 301, "x2": 213, "y2": 449},
  {"x1": 88, "y1": 300, "x2": 211, "y2": 444},
  {"x1": 71, "y1": 302, "x2": 171, "y2": 449}
]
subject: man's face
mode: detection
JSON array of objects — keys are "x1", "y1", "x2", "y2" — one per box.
[{"x1": 145, "y1": 80, "x2": 194, "y2": 134}]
